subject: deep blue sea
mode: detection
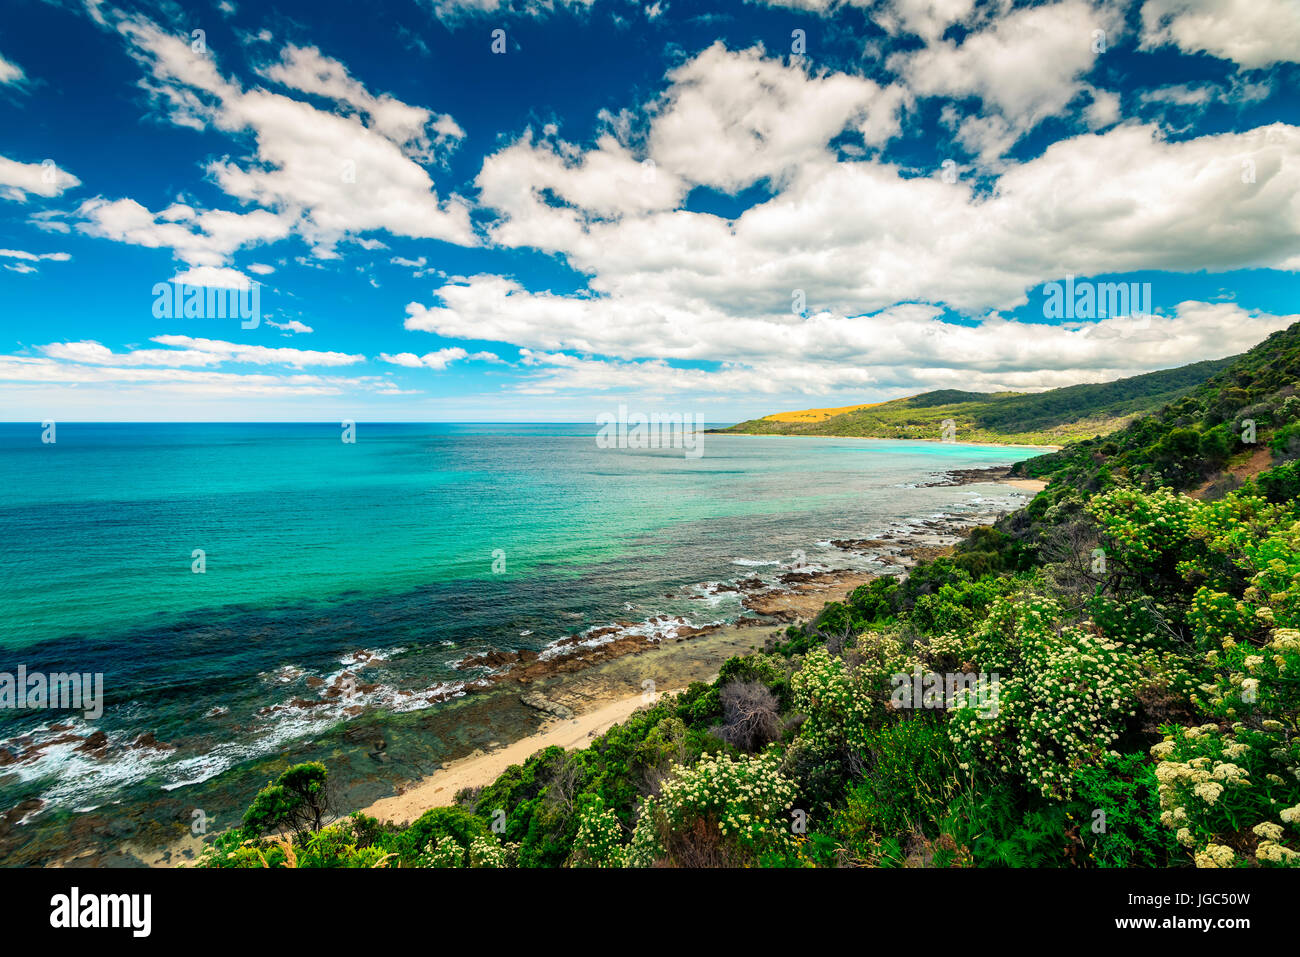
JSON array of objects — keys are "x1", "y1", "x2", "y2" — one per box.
[{"x1": 0, "y1": 423, "x2": 1043, "y2": 834}]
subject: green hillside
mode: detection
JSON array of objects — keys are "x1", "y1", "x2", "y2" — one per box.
[
  {"x1": 714, "y1": 357, "x2": 1237, "y2": 446},
  {"x1": 1015, "y1": 321, "x2": 1300, "y2": 500}
]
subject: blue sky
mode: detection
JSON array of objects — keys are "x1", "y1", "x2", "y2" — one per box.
[{"x1": 1, "y1": 0, "x2": 1297, "y2": 421}]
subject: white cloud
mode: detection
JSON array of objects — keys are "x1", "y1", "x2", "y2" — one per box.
[
  {"x1": 81, "y1": 11, "x2": 476, "y2": 268},
  {"x1": 0, "y1": 353, "x2": 378, "y2": 399},
  {"x1": 0, "y1": 52, "x2": 27, "y2": 87},
  {"x1": 647, "y1": 42, "x2": 904, "y2": 192},
  {"x1": 76, "y1": 198, "x2": 291, "y2": 270},
  {"x1": 468, "y1": 117, "x2": 1300, "y2": 330},
  {"x1": 379, "y1": 347, "x2": 502, "y2": 370},
  {"x1": 39, "y1": 336, "x2": 364, "y2": 369},
  {"x1": 421, "y1": 0, "x2": 596, "y2": 22},
  {"x1": 499, "y1": 302, "x2": 1297, "y2": 397},
  {"x1": 259, "y1": 45, "x2": 465, "y2": 162},
  {"x1": 0, "y1": 248, "x2": 71, "y2": 274},
  {"x1": 1140, "y1": 0, "x2": 1300, "y2": 69},
  {"x1": 0, "y1": 248, "x2": 71, "y2": 262},
  {"x1": 170, "y1": 265, "x2": 256, "y2": 289},
  {"x1": 747, "y1": 0, "x2": 979, "y2": 42},
  {"x1": 413, "y1": 101, "x2": 1300, "y2": 400},
  {"x1": 892, "y1": 0, "x2": 1120, "y2": 161},
  {"x1": 476, "y1": 42, "x2": 905, "y2": 255},
  {"x1": 266, "y1": 319, "x2": 314, "y2": 334},
  {"x1": 0, "y1": 155, "x2": 81, "y2": 202}
]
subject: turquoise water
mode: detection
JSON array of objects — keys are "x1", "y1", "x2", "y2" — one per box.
[{"x1": 0, "y1": 423, "x2": 1042, "y2": 825}]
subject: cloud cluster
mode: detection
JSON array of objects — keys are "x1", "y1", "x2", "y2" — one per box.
[
  {"x1": 0, "y1": 247, "x2": 71, "y2": 274},
  {"x1": 379, "y1": 347, "x2": 503, "y2": 370},
  {"x1": 68, "y1": 8, "x2": 477, "y2": 286},
  {"x1": 9, "y1": 0, "x2": 1299, "y2": 414},
  {"x1": 1139, "y1": 0, "x2": 1300, "y2": 70},
  {"x1": 0, "y1": 51, "x2": 27, "y2": 87}
]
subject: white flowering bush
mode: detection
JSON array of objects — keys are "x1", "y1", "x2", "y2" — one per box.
[
  {"x1": 623, "y1": 752, "x2": 798, "y2": 866},
  {"x1": 790, "y1": 648, "x2": 877, "y2": 755},
  {"x1": 468, "y1": 833, "x2": 514, "y2": 868},
  {"x1": 1151, "y1": 723, "x2": 1300, "y2": 867},
  {"x1": 950, "y1": 593, "x2": 1187, "y2": 799},
  {"x1": 623, "y1": 796, "x2": 666, "y2": 868},
  {"x1": 407, "y1": 831, "x2": 514, "y2": 868},
  {"x1": 413, "y1": 834, "x2": 465, "y2": 868},
  {"x1": 570, "y1": 797, "x2": 627, "y2": 868},
  {"x1": 1087, "y1": 487, "x2": 1200, "y2": 588}
]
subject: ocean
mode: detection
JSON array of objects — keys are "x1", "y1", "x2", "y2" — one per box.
[{"x1": 0, "y1": 422, "x2": 1043, "y2": 862}]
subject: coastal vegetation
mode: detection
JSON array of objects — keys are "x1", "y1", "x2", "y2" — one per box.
[{"x1": 198, "y1": 324, "x2": 1300, "y2": 869}]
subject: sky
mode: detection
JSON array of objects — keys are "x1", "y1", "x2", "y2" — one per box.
[{"x1": 0, "y1": 0, "x2": 1297, "y2": 422}]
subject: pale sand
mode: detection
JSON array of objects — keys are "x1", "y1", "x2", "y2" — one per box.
[
  {"x1": 361, "y1": 690, "x2": 676, "y2": 825},
  {"x1": 1000, "y1": 478, "x2": 1048, "y2": 492}
]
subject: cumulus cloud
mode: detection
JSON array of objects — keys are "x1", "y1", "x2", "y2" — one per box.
[
  {"x1": 78, "y1": 198, "x2": 290, "y2": 269},
  {"x1": 414, "y1": 90, "x2": 1300, "y2": 399},
  {"x1": 501, "y1": 302, "x2": 1298, "y2": 396},
  {"x1": 259, "y1": 44, "x2": 465, "y2": 162},
  {"x1": 892, "y1": 0, "x2": 1120, "y2": 161},
  {"x1": 77, "y1": 8, "x2": 475, "y2": 270},
  {"x1": 749, "y1": 0, "x2": 978, "y2": 41},
  {"x1": 1140, "y1": 0, "x2": 1300, "y2": 70},
  {"x1": 646, "y1": 42, "x2": 904, "y2": 191},
  {"x1": 0, "y1": 155, "x2": 80, "y2": 202},
  {"x1": 467, "y1": 114, "x2": 1300, "y2": 329}
]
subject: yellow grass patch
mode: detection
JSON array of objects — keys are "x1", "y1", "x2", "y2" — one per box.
[{"x1": 762, "y1": 398, "x2": 903, "y2": 424}]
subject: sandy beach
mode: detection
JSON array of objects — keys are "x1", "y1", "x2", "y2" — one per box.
[
  {"x1": 1001, "y1": 478, "x2": 1048, "y2": 492},
  {"x1": 362, "y1": 689, "x2": 675, "y2": 824}
]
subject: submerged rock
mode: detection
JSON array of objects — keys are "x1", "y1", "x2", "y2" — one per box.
[{"x1": 519, "y1": 693, "x2": 574, "y2": 719}]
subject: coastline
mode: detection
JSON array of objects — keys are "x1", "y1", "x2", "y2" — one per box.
[
  {"x1": 25, "y1": 472, "x2": 1041, "y2": 869},
  {"x1": 705, "y1": 433, "x2": 1063, "y2": 452},
  {"x1": 335, "y1": 477, "x2": 1047, "y2": 836},
  {"x1": 361, "y1": 687, "x2": 682, "y2": 824}
]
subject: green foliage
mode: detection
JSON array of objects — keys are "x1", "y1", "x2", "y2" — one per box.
[
  {"x1": 831, "y1": 717, "x2": 963, "y2": 855},
  {"x1": 397, "y1": 806, "x2": 490, "y2": 866},
  {"x1": 241, "y1": 761, "x2": 330, "y2": 841},
  {"x1": 1255, "y1": 460, "x2": 1300, "y2": 504},
  {"x1": 941, "y1": 785, "x2": 1074, "y2": 867},
  {"x1": 1022, "y1": 322, "x2": 1300, "y2": 495},
  {"x1": 1071, "y1": 752, "x2": 1180, "y2": 867}
]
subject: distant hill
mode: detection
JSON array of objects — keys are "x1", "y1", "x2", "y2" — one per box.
[{"x1": 712, "y1": 357, "x2": 1238, "y2": 446}]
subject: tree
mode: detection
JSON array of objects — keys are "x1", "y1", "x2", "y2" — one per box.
[{"x1": 243, "y1": 762, "x2": 332, "y2": 841}]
